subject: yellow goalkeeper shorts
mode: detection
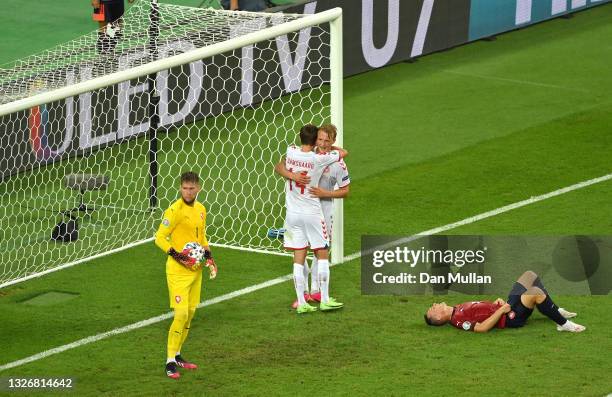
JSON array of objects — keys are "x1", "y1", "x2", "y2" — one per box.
[{"x1": 166, "y1": 271, "x2": 202, "y2": 310}]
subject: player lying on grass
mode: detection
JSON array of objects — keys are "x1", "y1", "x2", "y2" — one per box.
[
  {"x1": 424, "y1": 271, "x2": 586, "y2": 333},
  {"x1": 275, "y1": 124, "x2": 350, "y2": 309}
]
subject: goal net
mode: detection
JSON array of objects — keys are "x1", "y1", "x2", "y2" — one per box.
[{"x1": 0, "y1": 0, "x2": 343, "y2": 287}]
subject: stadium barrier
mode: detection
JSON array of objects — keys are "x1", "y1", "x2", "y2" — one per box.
[{"x1": 280, "y1": 0, "x2": 611, "y2": 76}]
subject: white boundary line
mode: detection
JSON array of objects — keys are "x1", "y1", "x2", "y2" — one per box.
[
  {"x1": 443, "y1": 70, "x2": 591, "y2": 93},
  {"x1": 1, "y1": 172, "x2": 611, "y2": 371},
  {"x1": 0, "y1": 240, "x2": 292, "y2": 289},
  {"x1": 0, "y1": 275, "x2": 293, "y2": 372},
  {"x1": 344, "y1": 172, "x2": 612, "y2": 262},
  {"x1": 0, "y1": 239, "x2": 154, "y2": 289}
]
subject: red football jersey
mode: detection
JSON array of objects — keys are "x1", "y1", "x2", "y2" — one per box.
[{"x1": 450, "y1": 301, "x2": 506, "y2": 331}]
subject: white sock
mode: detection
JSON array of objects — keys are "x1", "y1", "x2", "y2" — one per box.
[
  {"x1": 318, "y1": 259, "x2": 330, "y2": 304},
  {"x1": 175, "y1": 351, "x2": 180, "y2": 356},
  {"x1": 166, "y1": 357, "x2": 176, "y2": 364},
  {"x1": 303, "y1": 261, "x2": 310, "y2": 294},
  {"x1": 310, "y1": 257, "x2": 319, "y2": 293},
  {"x1": 293, "y1": 263, "x2": 307, "y2": 306}
]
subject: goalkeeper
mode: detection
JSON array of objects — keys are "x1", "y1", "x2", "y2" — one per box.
[{"x1": 154, "y1": 171, "x2": 218, "y2": 379}]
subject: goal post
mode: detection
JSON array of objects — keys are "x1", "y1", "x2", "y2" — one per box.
[
  {"x1": 0, "y1": 1, "x2": 344, "y2": 287},
  {"x1": 0, "y1": 9, "x2": 343, "y2": 116},
  {"x1": 330, "y1": 13, "x2": 343, "y2": 265}
]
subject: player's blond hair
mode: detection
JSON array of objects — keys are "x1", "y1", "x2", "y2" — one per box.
[{"x1": 318, "y1": 124, "x2": 337, "y2": 142}]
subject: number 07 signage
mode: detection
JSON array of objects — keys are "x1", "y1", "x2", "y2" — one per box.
[{"x1": 280, "y1": 0, "x2": 472, "y2": 76}]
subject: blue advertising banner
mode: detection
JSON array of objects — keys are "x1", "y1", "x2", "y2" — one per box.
[{"x1": 469, "y1": 0, "x2": 612, "y2": 41}]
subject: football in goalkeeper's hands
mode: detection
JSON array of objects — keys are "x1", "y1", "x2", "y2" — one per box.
[{"x1": 183, "y1": 242, "x2": 205, "y2": 263}]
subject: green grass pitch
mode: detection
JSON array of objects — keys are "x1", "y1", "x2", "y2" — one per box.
[{"x1": 1, "y1": 2, "x2": 612, "y2": 396}]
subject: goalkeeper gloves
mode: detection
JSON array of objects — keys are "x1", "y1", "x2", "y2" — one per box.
[
  {"x1": 192, "y1": 253, "x2": 216, "y2": 277},
  {"x1": 168, "y1": 248, "x2": 216, "y2": 278},
  {"x1": 168, "y1": 247, "x2": 196, "y2": 268},
  {"x1": 205, "y1": 257, "x2": 217, "y2": 279}
]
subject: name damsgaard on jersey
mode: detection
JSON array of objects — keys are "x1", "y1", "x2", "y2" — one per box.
[{"x1": 286, "y1": 158, "x2": 314, "y2": 169}]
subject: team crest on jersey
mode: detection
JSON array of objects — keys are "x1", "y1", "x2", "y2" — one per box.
[
  {"x1": 162, "y1": 219, "x2": 170, "y2": 227},
  {"x1": 200, "y1": 212, "x2": 204, "y2": 220},
  {"x1": 175, "y1": 295, "x2": 182, "y2": 304},
  {"x1": 462, "y1": 321, "x2": 471, "y2": 331},
  {"x1": 508, "y1": 311, "x2": 516, "y2": 320}
]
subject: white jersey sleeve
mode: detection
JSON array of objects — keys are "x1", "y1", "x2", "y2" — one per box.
[
  {"x1": 331, "y1": 159, "x2": 350, "y2": 188},
  {"x1": 314, "y1": 150, "x2": 341, "y2": 169}
]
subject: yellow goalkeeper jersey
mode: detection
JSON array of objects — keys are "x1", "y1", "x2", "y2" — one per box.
[{"x1": 155, "y1": 198, "x2": 208, "y2": 275}]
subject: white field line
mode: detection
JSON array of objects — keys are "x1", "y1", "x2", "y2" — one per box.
[
  {"x1": 0, "y1": 240, "x2": 292, "y2": 289},
  {"x1": 0, "y1": 274, "x2": 293, "y2": 372},
  {"x1": 343, "y1": 173, "x2": 612, "y2": 262},
  {"x1": 443, "y1": 70, "x2": 591, "y2": 93},
  {"x1": 1, "y1": 172, "x2": 611, "y2": 371}
]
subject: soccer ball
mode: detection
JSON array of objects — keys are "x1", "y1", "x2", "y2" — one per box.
[{"x1": 183, "y1": 242, "x2": 205, "y2": 263}]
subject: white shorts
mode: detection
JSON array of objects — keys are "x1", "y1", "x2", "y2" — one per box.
[{"x1": 283, "y1": 211, "x2": 329, "y2": 251}]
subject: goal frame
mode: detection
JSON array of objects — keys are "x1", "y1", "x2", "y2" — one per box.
[{"x1": 0, "y1": 6, "x2": 345, "y2": 287}]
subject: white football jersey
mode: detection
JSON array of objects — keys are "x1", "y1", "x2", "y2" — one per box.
[
  {"x1": 284, "y1": 145, "x2": 340, "y2": 215},
  {"x1": 319, "y1": 159, "x2": 350, "y2": 218}
]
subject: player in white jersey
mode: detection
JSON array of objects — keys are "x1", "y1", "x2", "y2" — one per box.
[
  {"x1": 279, "y1": 124, "x2": 347, "y2": 313},
  {"x1": 306, "y1": 124, "x2": 350, "y2": 303},
  {"x1": 276, "y1": 124, "x2": 350, "y2": 310}
]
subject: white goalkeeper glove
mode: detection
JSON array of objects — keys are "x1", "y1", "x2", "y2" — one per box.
[{"x1": 205, "y1": 258, "x2": 217, "y2": 279}]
